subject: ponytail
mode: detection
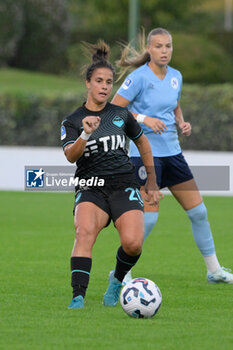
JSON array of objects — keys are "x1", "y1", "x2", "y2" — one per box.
[
  {"x1": 116, "y1": 27, "x2": 172, "y2": 81},
  {"x1": 82, "y1": 40, "x2": 115, "y2": 81},
  {"x1": 116, "y1": 29, "x2": 149, "y2": 81}
]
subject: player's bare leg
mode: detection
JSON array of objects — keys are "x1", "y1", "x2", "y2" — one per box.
[
  {"x1": 122, "y1": 186, "x2": 159, "y2": 284},
  {"x1": 103, "y1": 210, "x2": 144, "y2": 306},
  {"x1": 69, "y1": 203, "x2": 109, "y2": 309}
]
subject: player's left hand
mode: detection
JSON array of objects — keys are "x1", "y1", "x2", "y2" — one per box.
[
  {"x1": 179, "y1": 122, "x2": 191, "y2": 136},
  {"x1": 144, "y1": 183, "x2": 164, "y2": 205}
]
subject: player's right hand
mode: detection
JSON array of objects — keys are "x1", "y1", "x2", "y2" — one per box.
[
  {"x1": 82, "y1": 116, "x2": 101, "y2": 134},
  {"x1": 144, "y1": 116, "x2": 167, "y2": 134}
]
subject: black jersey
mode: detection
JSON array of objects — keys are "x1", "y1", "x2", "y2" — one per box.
[{"x1": 61, "y1": 102, "x2": 143, "y2": 178}]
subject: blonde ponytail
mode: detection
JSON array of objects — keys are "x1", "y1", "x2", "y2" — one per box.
[{"x1": 116, "y1": 27, "x2": 172, "y2": 81}]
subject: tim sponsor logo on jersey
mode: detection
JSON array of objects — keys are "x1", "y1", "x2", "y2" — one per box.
[
  {"x1": 26, "y1": 168, "x2": 45, "y2": 187},
  {"x1": 122, "y1": 78, "x2": 133, "y2": 90},
  {"x1": 84, "y1": 134, "x2": 125, "y2": 157},
  {"x1": 171, "y1": 77, "x2": 178, "y2": 89}
]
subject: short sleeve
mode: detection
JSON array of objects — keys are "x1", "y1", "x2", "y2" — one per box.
[
  {"x1": 177, "y1": 73, "x2": 183, "y2": 101},
  {"x1": 117, "y1": 71, "x2": 142, "y2": 102},
  {"x1": 125, "y1": 111, "x2": 143, "y2": 140},
  {"x1": 61, "y1": 119, "x2": 79, "y2": 149}
]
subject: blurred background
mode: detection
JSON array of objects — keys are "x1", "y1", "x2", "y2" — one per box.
[
  {"x1": 0, "y1": 0, "x2": 232, "y2": 153},
  {"x1": 1, "y1": 4, "x2": 233, "y2": 348}
]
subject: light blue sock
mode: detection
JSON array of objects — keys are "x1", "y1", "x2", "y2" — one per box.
[
  {"x1": 186, "y1": 202, "x2": 215, "y2": 257},
  {"x1": 144, "y1": 212, "x2": 159, "y2": 241}
]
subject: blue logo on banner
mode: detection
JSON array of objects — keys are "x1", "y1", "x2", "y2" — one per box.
[{"x1": 26, "y1": 169, "x2": 45, "y2": 188}]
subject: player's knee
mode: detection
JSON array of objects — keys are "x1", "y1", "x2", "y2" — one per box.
[
  {"x1": 187, "y1": 202, "x2": 207, "y2": 223},
  {"x1": 123, "y1": 238, "x2": 143, "y2": 256},
  {"x1": 75, "y1": 225, "x2": 97, "y2": 246}
]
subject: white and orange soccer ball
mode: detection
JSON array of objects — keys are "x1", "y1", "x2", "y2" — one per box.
[{"x1": 120, "y1": 277, "x2": 162, "y2": 318}]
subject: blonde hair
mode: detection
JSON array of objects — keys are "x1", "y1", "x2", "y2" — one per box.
[{"x1": 116, "y1": 28, "x2": 172, "y2": 81}]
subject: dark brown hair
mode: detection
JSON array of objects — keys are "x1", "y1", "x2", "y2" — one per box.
[{"x1": 82, "y1": 40, "x2": 115, "y2": 81}]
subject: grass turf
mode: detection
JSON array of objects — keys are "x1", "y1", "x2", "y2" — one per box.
[
  {"x1": 0, "y1": 192, "x2": 232, "y2": 350},
  {"x1": 0, "y1": 68, "x2": 84, "y2": 96},
  {"x1": 0, "y1": 68, "x2": 120, "y2": 97}
]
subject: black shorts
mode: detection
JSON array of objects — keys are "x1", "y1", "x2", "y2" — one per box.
[
  {"x1": 131, "y1": 153, "x2": 193, "y2": 189},
  {"x1": 73, "y1": 173, "x2": 144, "y2": 224}
]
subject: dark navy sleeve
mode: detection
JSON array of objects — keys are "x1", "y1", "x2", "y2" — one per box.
[
  {"x1": 125, "y1": 111, "x2": 143, "y2": 140},
  {"x1": 61, "y1": 119, "x2": 80, "y2": 149}
]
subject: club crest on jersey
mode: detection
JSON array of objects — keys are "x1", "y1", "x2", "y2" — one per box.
[
  {"x1": 112, "y1": 116, "x2": 124, "y2": 128},
  {"x1": 171, "y1": 77, "x2": 178, "y2": 89},
  {"x1": 122, "y1": 78, "x2": 133, "y2": 90}
]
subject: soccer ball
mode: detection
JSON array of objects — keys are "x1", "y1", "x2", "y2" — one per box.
[{"x1": 120, "y1": 277, "x2": 162, "y2": 318}]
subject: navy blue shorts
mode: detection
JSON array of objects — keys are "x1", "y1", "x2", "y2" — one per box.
[{"x1": 131, "y1": 153, "x2": 193, "y2": 189}]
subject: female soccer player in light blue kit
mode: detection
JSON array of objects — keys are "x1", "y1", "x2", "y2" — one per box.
[{"x1": 112, "y1": 28, "x2": 233, "y2": 284}]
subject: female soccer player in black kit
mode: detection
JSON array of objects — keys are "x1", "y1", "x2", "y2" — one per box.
[{"x1": 61, "y1": 41, "x2": 162, "y2": 309}]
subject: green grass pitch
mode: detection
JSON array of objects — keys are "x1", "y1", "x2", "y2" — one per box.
[{"x1": 0, "y1": 191, "x2": 232, "y2": 350}]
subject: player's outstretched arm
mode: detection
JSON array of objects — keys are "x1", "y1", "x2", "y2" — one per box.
[
  {"x1": 134, "y1": 134, "x2": 164, "y2": 205},
  {"x1": 64, "y1": 116, "x2": 101, "y2": 163}
]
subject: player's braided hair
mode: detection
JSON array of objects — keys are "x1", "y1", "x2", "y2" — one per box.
[
  {"x1": 82, "y1": 40, "x2": 115, "y2": 81},
  {"x1": 116, "y1": 27, "x2": 171, "y2": 81}
]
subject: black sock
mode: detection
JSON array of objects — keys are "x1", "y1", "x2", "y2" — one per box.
[
  {"x1": 114, "y1": 246, "x2": 141, "y2": 282},
  {"x1": 71, "y1": 257, "x2": 92, "y2": 298}
]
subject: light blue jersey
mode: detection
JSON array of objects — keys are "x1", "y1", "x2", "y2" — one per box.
[{"x1": 117, "y1": 63, "x2": 182, "y2": 157}]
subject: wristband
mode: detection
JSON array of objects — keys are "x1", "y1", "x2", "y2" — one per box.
[
  {"x1": 80, "y1": 130, "x2": 92, "y2": 140},
  {"x1": 136, "y1": 114, "x2": 146, "y2": 123}
]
